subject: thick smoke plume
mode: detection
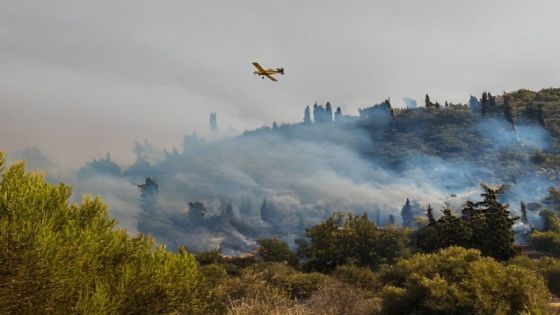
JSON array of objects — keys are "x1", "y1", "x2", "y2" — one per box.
[{"x1": 8, "y1": 101, "x2": 559, "y2": 254}]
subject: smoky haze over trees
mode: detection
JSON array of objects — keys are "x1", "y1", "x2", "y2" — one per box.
[{"x1": 16, "y1": 88, "x2": 560, "y2": 254}]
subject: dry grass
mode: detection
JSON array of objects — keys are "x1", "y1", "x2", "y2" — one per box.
[
  {"x1": 305, "y1": 279, "x2": 381, "y2": 315},
  {"x1": 227, "y1": 278, "x2": 381, "y2": 315},
  {"x1": 227, "y1": 286, "x2": 310, "y2": 315}
]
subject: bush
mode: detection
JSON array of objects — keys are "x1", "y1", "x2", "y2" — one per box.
[
  {"x1": 509, "y1": 256, "x2": 560, "y2": 297},
  {"x1": 257, "y1": 238, "x2": 299, "y2": 267},
  {"x1": 546, "y1": 263, "x2": 560, "y2": 297},
  {"x1": 298, "y1": 212, "x2": 410, "y2": 273},
  {"x1": 540, "y1": 209, "x2": 560, "y2": 232},
  {"x1": 276, "y1": 272, "x2": 327, "y2": 299},
  {"x1": 380, "y1": 246, "x2": 549, "y2": 315},
  {"x1": 332, "y1": 264, "x2": 380, "y2": 292},
  {"x1": 226, "y1": 286, "x2": 309, "y2": 315},
  {"x1": 0, "y1": 154, "x2": 210, "y2": 314},
  {"x1": 531, "y1": 231, "x2": 560, "y2": 255},
  {"x1": 196, "y1": 249, "x2": 225, "y2": 265},
  {"x1": 306, "y1": 278, "x2": 381, "y2": 315}
]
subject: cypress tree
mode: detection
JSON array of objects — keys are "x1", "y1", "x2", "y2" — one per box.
[
  {"x1": 303, "y1": 105, "x2": 312, "y2": 124},
  {"x1": 325, "y1": 102, "x2": 333, "y2": 122},
  {"x1": 334, "y1": 107, "x2": 342, "y2": 122},
  {"x1": 469, "y1": 184, "x2": 519, "y2": 260},
  {"x1": 138, "y1": 178, "x2": 159, "y2": 212},
  {"x1": 426, "y1": 204, "x2": 436, "y2": 225},
  {"x1": 425, "y1": 94, "x2": 432, "y2": 109},
  {"x1": 481, "y1": 92, "x2": 489, "y2": 115},
  {"x1": 401, "y1": 198, "x2": 414, "y2": 228},
  {"x1": 504, "y1": 99, "x2": 515, "y2": 130},
  {"x1": 520, "y1": 201, "x2": 528, "y2": 225}
]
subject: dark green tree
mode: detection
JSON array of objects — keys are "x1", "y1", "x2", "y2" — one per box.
[
  {"x1": 504, "y1": 99, "x2": 515, "y2": 130},
  {"x1": 424, "y1": 94, "x2": 434, "y2": 110},
  {"x1": 401, "y1": 198, "x2": 414, "y2": 228},
  {"x1": 297, "y1": 212, "x2": 409, "y2": 272},
  {"x1": 325, "y1": 102, "x2": 332, "y2": 115},
  {"x1": 481, "y1": 92, "x2": 489, "y2": 115},
  {"x1": 469, "y1": 95, "x2": 481, "y2": 112},
  {"x1": 520, "y1": 201, "x2": 528, "y2": 225},
  {"x1": 303, "y1": 105, "x2": 312, "y2": 124},
  {"x1": 470, "y1": 184, "x2": 519, "y2": 260},
  {"x1": 388, "y1": 214, "x2": 396, "y2": 225},
  {"x1": 187, "y1": 201, "x2": 207, "y2": 223},
  {"x1": 260, "y1": 197, "x2": 278, "y2": 223},
  {"x1": 138, "y1": 177, "x2": 158, "y2": 214},
  {"x1": 417, "y1": 185, "x2": 519, "y2": 261},
  {"x1": 334, "y1": 106, "x2": 342, "y2": 122},
  {"x1": 138, "y1": 177, "x2": 159, "y2": 232},
  {"x1": 223, "y1": 200, "x2": 234, "y2": 220},
  {"x1": 257, "y1": 238, "x2": 298, "y2": 267},
  {"x1": 426, "y1": 204, "x2": 436, "y2": 225}
]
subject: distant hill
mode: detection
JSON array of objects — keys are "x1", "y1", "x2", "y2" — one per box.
[{"x1": 74, "y1": 88, "x2": 560, "y2": 253}]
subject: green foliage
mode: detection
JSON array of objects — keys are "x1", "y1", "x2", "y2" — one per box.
[
  {"x1": 257, "y1": 238, "x2": 298, "y2": 267},
  {"x1": 276, "y1": 272, "x2": 327, "y2": 299},
  {"x1": 540, "y1": 209, "x2": 560, "y2": 232},
  {"x1": 529, "y1": 210, "x2": 560, "y2": 256},
  {"x1": 530, "y1": 231, "x2": 560, "y2": 255},
  {"x1": 0, "y1": 156, "x2": 210, "y2": 314},
  {"x1": 416, "y1": 184, "x2": 520, "y2": 260},
  {"x1": 504, "y1": 88, "x2": 560, "y2": 137},
  {"x1": 332, "y1": 264, "x2": 380, "y2": 292},
  {"x1": 380, "y1": 247, "x2": 549, "y2": 315},
  {"x1": 298, "y1": 212, "x2": 410, "y2": 273},
  {"x1": 546, "y1": 262, "x2": 560, "y2": 297},
  {"x1": 216, "y1": 262, "x2": 326, "y2": 305},
  {"x1": 196, "y1": 249, "x2": 225, "y2": 265},
  {"x1": 200, "y1": 263, "x2": 229, "y2": 286},
  {"x1": 401, "y1": 198, "x2": 415, "y2": 228},
  {"x1": 226, "y1": 285, "x2": 308, "y2": 315},
  {"x1": 508, "y1": 256, "x2": 560, "y2": 297}
]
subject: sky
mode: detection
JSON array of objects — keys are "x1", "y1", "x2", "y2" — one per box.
[{"x1": 1, "y1": 0, "x2": 560, "y2": 168}]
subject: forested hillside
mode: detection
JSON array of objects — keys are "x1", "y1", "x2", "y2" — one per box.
[
  {"x1": 64, "y1": 88, "x2": 560, "y2": 254},
  {"x1": 4, "y1": 88, "x2": 560, "y2": 314}
]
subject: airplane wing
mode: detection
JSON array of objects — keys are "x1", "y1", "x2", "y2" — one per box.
[
  {"x1": 252, "y1": 62, "x2": 266, "y2": 73},
  {"x1": 263, "y1": 73, "x2": 278, "y2": 81}
]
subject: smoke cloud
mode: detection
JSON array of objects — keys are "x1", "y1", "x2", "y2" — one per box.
[{"x1": 5, "y1": 102, "x2": 558, "y2": 254}]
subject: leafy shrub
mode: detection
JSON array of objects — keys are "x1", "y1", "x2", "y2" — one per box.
[
  {"x1": 298, "y1": 212, "x2": 410, "y2": 273},
  {"x1": 0, "y1": 154, "x2": 210, "y2": 314},
  {"x1": 509, "y1": 256, "x2": 560, "y2": 297},
  {"x1": 276, "y1": 272, "x2": 327, "y2": 299},
  {"x1": 540, "y1": 209, "x2": 560, "y2": 232},
  {"x1": 332, "y1": 264, "x2": 380, "y2": 292},
  {"x1": 196, "y1": 249, "x2": 225, "y2": 265},
  {"x1": 226, "y1": 286, "x2": 309, "y2": 315},
  {"x1": 380, "y1": 246, "x2": 549, "y2": 315},
  {"x1": 306, "y1": 278, "x2": 381, "y2": 315},
  {"x1": 257, "y1": 238, "x2": 299, "y2": 267},
  {"x1": 531, "y1": 231, "x2": 560, "y2": 255},
  {"x1": 200, "y1": 263, "x2": 229, "y2": 286}
]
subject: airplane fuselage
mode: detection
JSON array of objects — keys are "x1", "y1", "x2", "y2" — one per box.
[{"x1": 253, "y1": 68, "x2": 284, "y2": 75}]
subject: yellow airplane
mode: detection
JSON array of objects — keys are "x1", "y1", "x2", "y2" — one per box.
[{"x1": 252, "y1": 62, "x2": 284, "y2": 81}]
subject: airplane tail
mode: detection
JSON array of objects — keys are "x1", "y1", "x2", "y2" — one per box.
[{"x1": 279, "y1": 68, "x2": 284, "y2": 75}]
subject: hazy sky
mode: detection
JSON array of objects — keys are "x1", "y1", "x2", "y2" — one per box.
[{"x1": 1, "y1": 0, "x2": 559, "y2": 167}]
